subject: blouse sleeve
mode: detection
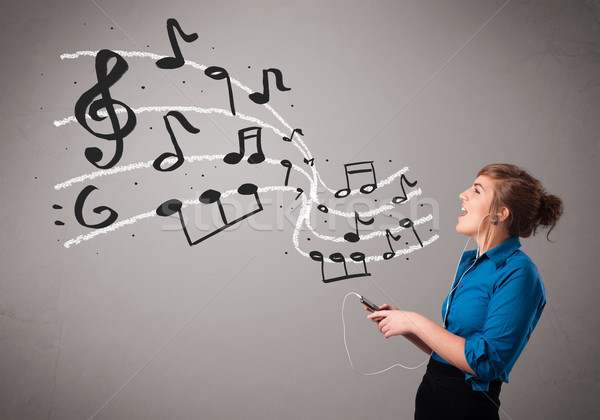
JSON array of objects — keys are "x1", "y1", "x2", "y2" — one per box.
[{"x1": 463, "y1": 260, "x2": 546, "y2": 383}]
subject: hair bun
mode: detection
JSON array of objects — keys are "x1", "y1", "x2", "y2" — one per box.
[{"x1": 537, "y1": 192, "x2": 563, "y2": 234}]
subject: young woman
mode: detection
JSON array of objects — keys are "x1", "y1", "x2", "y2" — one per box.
[{"x1": 367, "y1": 163, "x2": 563, "y2": 420}]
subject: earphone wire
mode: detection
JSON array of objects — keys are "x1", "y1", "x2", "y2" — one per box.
[{"x1": 342, "y1": 292, "x2": 429, "y2": 375}]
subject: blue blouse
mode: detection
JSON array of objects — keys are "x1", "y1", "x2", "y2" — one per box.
[{"x1": 432, "y1": 237, "x2": 546, "y2": 391}]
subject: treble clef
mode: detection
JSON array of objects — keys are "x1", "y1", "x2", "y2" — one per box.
[{"x1": 74, "y1": 49, "x2": 137, "y2": 169}]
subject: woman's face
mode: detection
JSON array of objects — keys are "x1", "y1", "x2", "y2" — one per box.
[{"x1": 456, "y1": 175, "x2": 497, "y2": 240}]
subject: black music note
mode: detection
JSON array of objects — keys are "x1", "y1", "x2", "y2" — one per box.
[
  {"x1": 317, "y1": 204, "x2": 329, "y2": 213},
  {"x1": 156, "y1": 183, "x2": 263, "y2": 246},
  {"x1": 156, "y1": 18, "x2": 198, "y2": 69},
  {"x1": 334, "y1": 161, "x2": 377, "y2": 198},
  {"x1": 344, "y1": 211, "x2": 375, "y2": 243},
  {"x1": 204, "y1": 66, "x2": 236, "y2": 115},
  {"x1": 249, "y1": 68, "x2": 291, "y2": 105},
  {"x1": 74, "y1": 49, "x2": 137, "y2": 169},
  {"x1": 224, "y1": 127, "x2": 265, "y2": 164},
  {"x1": 295, "y1": 188, "x2": 304, "y2": 200},
  {"x1": 392, "y1": 174, "x2": 418, "y2": 204},
  {"x1": 153, "y1": 111, "x2": 200, "y2": 172},
  {"x1": 383, "y1": 229, "x2": 402, "y2": 260},
  {"x1": 280, "y1": 159, "x2": 292, "y2": 186},
  {"x1": 74, "y1": 185, "x2": 118, "y2": 229},
  {"x1": 398, "y1": 218, "x2": 423, "y2": 248},
  {"x1": 310, "y1": 251, "x2": 371, "y2": 283},
  {"x1": 304, "y1": 157, "x2": 315, "y2": 166},
  {"x1": 283, "y1": 128, "x2": 303, "y2": 142}
]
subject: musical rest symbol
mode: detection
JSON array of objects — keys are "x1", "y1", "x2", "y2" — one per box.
[
  {"x1": 156, "y1": 183, "x2": 263, "y2": 246},
  {"x1": 153, "y1": 111, "x2": 200, "y2": 172},
  {"x1": 310, "y1": 251, "x2": 371, "y2": 283},
  {"x1": 156, "y1": 18, "x2": 198, "y2": 69},
  {"x1": 303, "y1": 157, "x2": 315, "y2": 166},
  {"x1": 224, "y1": 127, "x2": 265, "y2": 164},
  {"x1": 74, "y1": 185, "x2": 118, "y2": 229},
  {"x1": 74, "y1": 49, "x2": 137, "y2": 169},
  {"x1": 334, "y1": 161, "x2": 377, "y2": 198},
  {"x1": 392, "y1": 174, "x2": 418, "y2": 204},
  {"x1": 344, "y1": 211, "x2": 375, "y2": 243},
  {"x1": 249, "y1": 68, "x2": 291, "y2": 105},
  {"x1": 283, "y1": 128, "x2": 303, "y2": 142},
  {"x1": 280, "y1": 159, "x2": 292, "y2": 186},
  {"x1": 204, "y1": 66, "x2": 236, "y2": 116}
]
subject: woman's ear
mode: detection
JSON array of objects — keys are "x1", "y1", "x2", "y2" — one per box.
[{"x1": 497, "y1": 207, "x2": 510, "y2": 223}]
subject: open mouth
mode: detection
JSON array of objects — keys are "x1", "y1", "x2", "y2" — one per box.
[{"x1": 460, "y1": 206, "x2": 468, "y2": 217}]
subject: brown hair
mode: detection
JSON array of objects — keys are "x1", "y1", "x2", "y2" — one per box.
[{"x1": 478, "y1": 164, "x2": 563, "y2": 243}]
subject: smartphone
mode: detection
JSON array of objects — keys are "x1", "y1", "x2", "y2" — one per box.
[{"x1": 359, "y1": 295, "x2": 380, "y2": 312}]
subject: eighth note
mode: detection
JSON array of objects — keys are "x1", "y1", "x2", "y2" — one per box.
[
  {"x1": 156, "y1": 18, "x2": 198, "y2": 69},
  {"x1": 283, "y1": 128, "x2": 303, "y2": 142},
  {"x1": 335, "y1": 161, "x2": 377, "y2": 198},
  {"x1": 153, "y1": 111, "x2": 200, "y2": 172},
  {"x1": 398, "y1": 218, "x2": 423, "y2": 248},
  {"x1": 344, "y1": 211, "x2": 375, "y2": 243},
  {"x1": 224, "y1": 127, "x2": 265, "y2": 164},
  {"x1": 249, "y1": 68, "x2": 291, "y2": 105},
  {"x1": 304, "y1": 157, "x2": 314, "y2": 166},
  {"x1": 392, "y1": 174, "x2": 418, "y2": 204},
  {"x1": 383, "y1": 229, "x2": 401, "y2": 260}
]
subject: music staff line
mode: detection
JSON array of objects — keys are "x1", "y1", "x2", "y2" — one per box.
[{"x1": 57, "y1": 50, "x2": 312, "y2": 160}]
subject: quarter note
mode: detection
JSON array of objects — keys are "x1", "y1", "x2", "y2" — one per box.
[
  {"x1": 204, "y1": 66, "x2": 236, "y2": 115},
  {"x1": 74, "y1": 185, "x2": 118, "y2": 229},
  {"x1": 74, "y1": 49, "x2": 137, "y2": 169},
  {"x1": 344, "y1": 211, "x2": 375, "y2": 243},
  {"x1": 335, "y1": 161, "x2": 377, "y2": 198},
  {"x1": 224, "y1": 127, "x2": 265, "y2": 164},
  {"x1": 283, "y1": 128, "x2": 303, "y2": 142},
  {"x1": 280, "y1": 159, "x2": 292, "y2": 186},
  {"x1": 153, "y1": 111, "x2": 200, "y2": 172},
  {"x1": 398, "y1": 218, "x2": 423, "y2": 247},
  {"x1": 309, "y1": 251, "x2": 371, "y2": 283},
  {"x1": 156, "y1": 183, "x2": 263, "y2": 246},
  {"x1": 392, "y1": 174, "x2": 418, "y2": 204},
  {"x1": 156, "y1": 18, "x2": 198, "y2": 69},
  {"x1": 249, "y1": 68, "x2": 291, "y2": 105}
]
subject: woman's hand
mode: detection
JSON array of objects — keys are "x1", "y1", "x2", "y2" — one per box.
[{"x1": 367, "y1": 308, "x2": 416, "y2": 338}]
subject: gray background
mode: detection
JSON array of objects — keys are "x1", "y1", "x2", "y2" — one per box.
[{"x1": 1, "y1": 0, "x2": 599, "y2": 419}]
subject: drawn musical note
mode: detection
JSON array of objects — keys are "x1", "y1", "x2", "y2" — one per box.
[
  {"x1": 398, "y1": 218, "x2": 423, "y2": 248},
  {"x1": 204, "y1": 66, "x2": 236, "y2": 115},
  {"x1": 280, "y1": 159, "x2": 292, "y2": 186},
  {"x1": 74, "y1": 49, "x2": 137, "y2": 169},
  {"x1": 156, "y1": 18, "x2": 198, "y2": 69},
  {"x1": 74, "y1": 185, "x2": 118, "y2": 229},
  {"x1": 310, "y1": 251, "x2": 371, "y2": 283},
  {"x1": 383, "y1": 229, "x2": 402, "y2": 260},
  {"x1": 295, "y1": 188, "x2": 304, "y2": 200},
  {"x1": 224, "y1": 127, "x2": 265, "y2": 164},
  {"x1": 283, "y1": 128, "x2": 303, "y2": 142},
  {"x1": 153, "y1": 111, "x2": 200, "y2": 172},
  {"x1": 156, "y1": 183, "x2": 263, "y2": 246},
  {"x1": 334, "y1": 161, "x2": 377, "y2": 198},
  {"x1": 304, "y1": 157, "x2": 315, "y2": 166},
  {"x1": 317, "y1": 204, "x2": 329, "y2": 213},
  {"x1": 249, "y1": 68, "x2": 291, "y2": 105},
  {"x1": 344, "y1": 211, "x2": 375, "y2": 243},
  {"x1": 392, "y1": 174, "x2": 418, "y2": 204}
]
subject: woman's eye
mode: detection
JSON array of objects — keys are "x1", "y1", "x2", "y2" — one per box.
[{"x1": 474, "y1": 188, "x2": 480, "y2": 194}]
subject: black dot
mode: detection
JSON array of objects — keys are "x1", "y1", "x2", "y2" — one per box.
[
  {"x1": 285, "y1": 251, "x2": 288, "y2": 254},
  {"x1": 429, "y1": 229, "x2": 432, "y2": 232},
  {"x1": 147, "y1": 45, "x2": 150, "y2": 48},
  {"x1": 406, "y1": 242, "x2": 409, "y2": 245},
  {"x1": 182, "y1": 80, "x2": 186, "y2": 84},
  {"x1": 41, "y1": 73, "x2": 43, "y2": 76},
  {"x1": 374, "y1": 199, "x2": 378, "y2": 202},
  {"x1": 201, "y1": 174, "x2": 205, "y2": 177},
  {"x1": 141, "y1": 86, "x2": 145, "y2": 89},
  {"x1": 325, "y1": 159, "x2": 329, "y2": 162},
  {"x1": 291, "y1": 104, "x2": 294, "y2": 107},
  {"x1": 132, "y1": 234, "x2": 135, "y2": 237},
  {"x1": 40, "y1": 107, "x2": 43, "y2": 110},
  {"x1": 248, "y1": 65, "x2": 251, "y2": 68},
  {"x1": 307, "y1": 238, "x2": 311, "y2": 241},
  {"x1": 110, "y1": 26, "x2": 114, "y2": 30},
  {"x1": 149, "y1": 127, "x2": 152, "y2": 130},
  {"x1": 74, "y1": 81, "x2": 77, "y2": 84},
  {"x1": 324, "y1": 220, "x2": 328, "y2": 223},
  {"x1": 389, "y1": 159, "x2": 392, "y2": 162},
  {"x1": 406, "y1": 257, "x2": 409, "y2": 260},
  {"x1": 83, "y1": 23, "x2": 86, "y2": 26},
  {"x1": 65, "y1": 147, "x2": 68, "y2": 150},
  {"x1": 134, "y1": 182, "x2": 138, "y2": 185},
  {"x1": 34, "y1": 176, "x2": 37, "y2": 180},
  {"x1": 420, "y1": 204, "x2": 424, "y2": 207},
  {"x1": 279, "y1": 205, "x2": 283, "y2": 208}
]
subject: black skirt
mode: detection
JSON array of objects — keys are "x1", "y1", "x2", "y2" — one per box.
[{"x1": 414, "y1": 358, "x2": 502, "y2": 420}]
